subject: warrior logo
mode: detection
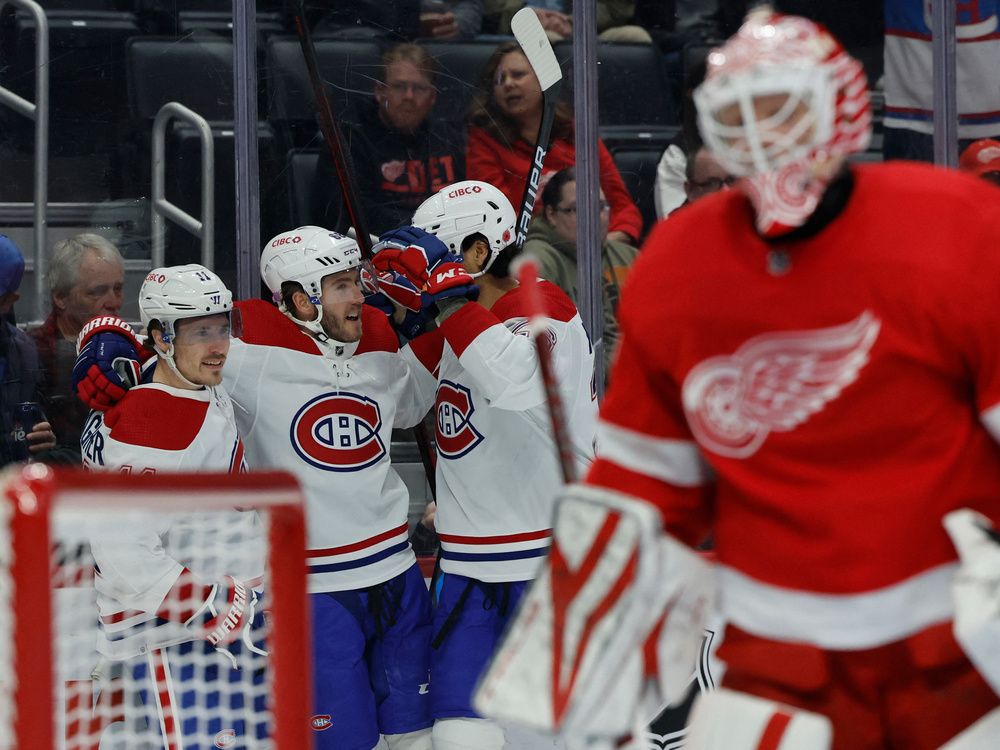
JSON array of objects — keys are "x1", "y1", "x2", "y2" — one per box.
[
  {"x1": 682, "y1": 311, "x2": 880, "y2": 458},
  {"x1": 290, "y1": 392, "x2": 386, "y2": 471},
  {"x1": 436, "y1": 380, "x2": 484, "y2": 459}
]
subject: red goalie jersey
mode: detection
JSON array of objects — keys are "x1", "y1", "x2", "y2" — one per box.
[{"x1": 588, "y1": 161, "x2": 1000, "y2": 652}]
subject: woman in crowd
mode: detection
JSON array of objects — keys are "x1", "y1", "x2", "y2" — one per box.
[{"x1": 465, "y1": 41, "x2": 643, "y2": 245}]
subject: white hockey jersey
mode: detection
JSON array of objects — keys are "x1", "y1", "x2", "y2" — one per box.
[
  {"x1": 223, "y1": 300, "x2": 437, "y2": 593},
  {"x1": 404, "y1": 282, "x2": 598, "y2": 582},
  {"x1": 80, "y1": 382, "x2": 260, "y2": 659}
]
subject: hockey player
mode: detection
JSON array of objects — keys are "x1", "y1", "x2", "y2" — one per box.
[
  {"x1": 78, "y1": 264, "x2": 266, "y2": 749},
  {"x1": 474, "y1": 8, "x2": 1000, "y2": 750},
  {"x1": 74, "y1": 229, "x2": 437, "y2": 750},
  {"x1": 370, "y1": 180, "x2": 599, "y2": 750}
]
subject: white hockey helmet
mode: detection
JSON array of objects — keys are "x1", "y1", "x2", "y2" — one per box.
[
  {"x1": 412, "y1": 180, "x2": 516, "y2": 276},
  {"x1": 260, "y1": 225, "x2": 362, "y2": 306},
  {"x1": 139, "y1": 264, "x2": 233, "y2": 343}
]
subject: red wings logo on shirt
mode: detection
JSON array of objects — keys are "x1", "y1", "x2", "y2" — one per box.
[{"x1": 682, "y1": 311, "x2": 881, "y2": 458}]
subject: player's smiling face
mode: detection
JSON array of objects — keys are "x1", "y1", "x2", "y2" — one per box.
[
  {"x1": 170, "y1": 313, "x2": 232, "y2": 387},
  {"x1": 319, "y1": 268, "x2": 364, "y2": 343}
]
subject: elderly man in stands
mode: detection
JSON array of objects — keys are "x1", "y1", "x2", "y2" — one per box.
[{"x1": 29, "y1": 233, "x2": 124, "y2": 463}]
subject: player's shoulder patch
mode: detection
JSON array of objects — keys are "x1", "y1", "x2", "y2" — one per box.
[
  {"x1": 355, "y1": 305, "x2": 400, "y2": 355},
  {"x1": 104, "y1": 386, "x2": 210, "y2": 451},
  {"x1": 234, "y1": 298, "x2": 322, "y2": 355},
  {"x1": 492, "y1": 281, "x2": 578, "y2": 324}
]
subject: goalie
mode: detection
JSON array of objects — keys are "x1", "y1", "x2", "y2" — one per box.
[{"x1": 475, "y1": 9, "x2": 1000, "y2": 749}]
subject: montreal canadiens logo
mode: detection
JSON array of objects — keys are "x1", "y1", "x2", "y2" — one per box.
[
  {"x1": 436, "y1": 380, "x2": 484, "y2": 459},
  {"x1": 290, "y1": 392, "x2": 386, "y2": 471},
  {"x1": 214, "y1": 730, "x2": 236, "y2": 748},
  {"x1": 311, "y1": 714, "x2": 333, "y2": 731}
]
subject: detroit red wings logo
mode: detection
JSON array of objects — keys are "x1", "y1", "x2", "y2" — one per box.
[
  {"x1": 290, "y1": 392, "x2": 386, "y2": 471},
  {"x1": 436, "y1": 380, "x2": 484, "y2": 459},
  {"x1": 682, "y1": 311, "x2": 881, "y2": 458}
]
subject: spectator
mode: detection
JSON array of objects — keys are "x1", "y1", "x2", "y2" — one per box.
[
  {"x1": 313, "y1": 43, "x2": 464, "y2": 236},
  {"x1": 420, "y1": 0, "x2": 484, "y2": 38},
  {"x1": 683, "y1": 145, "x2": 736, "y2": 204},
  {"x1": 524, "y1": 167, "x2": 638, "y2": 372},
  {"x1": 959, "y1": 139, "x2": 1000, "y2": 187},
  {"x1": 28, "y1": 233, "x2": 124, "y2": 463},
  {"x1": 0, "y1": 236, "x2": 56, "y2": 465},
  {"x1": 482, "y1": 0, "x2": 652, "y2": 42},
  {"x1": 466, "y1": 41, "x2": 643, "y2": 244}
]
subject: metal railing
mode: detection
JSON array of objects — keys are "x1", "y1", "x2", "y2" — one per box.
[
  {"x1": 0, "y1": 0, "x2": 48, "y2": 320},
  {"x1": 151, "y1": 102, "x2": 215, "y2": 270}
]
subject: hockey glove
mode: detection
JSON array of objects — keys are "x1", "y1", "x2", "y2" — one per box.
[
  {"x1": 73, "y1": 316, "x2": 152, "y2": 412},
  {"x1": 944, "y1": 509, "x2": 1000, "y2": 696},
  {"x1": 184, "y1": 575, "x2": 268, "y2": 670},
  {"x1": 424, "y1": 262, "x2": 479, "y2": 306},
  {"x1": 373, "y1": 226, "x2": 454, "y2": 287}
]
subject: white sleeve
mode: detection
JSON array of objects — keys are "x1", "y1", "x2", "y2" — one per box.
[
  {"x1": 392, "y1": 346, "x2": 439, "y2": 428},
  {"x1": 90, "y1": 515, "x2": 184, "y2": 615},
  {"x1": 438, "y1": 302, "x2": 548, "y2": 412},
  {"x1": 654, "y1": 144, "x2": 688, "y2": 219}
]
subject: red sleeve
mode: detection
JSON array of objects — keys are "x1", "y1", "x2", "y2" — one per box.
[
  {"x1": 234, "y1": 299, "x2": 321, "y2": 355},
  {"x1": 465, "y1": 126, "x2": 526, "y2": 212},
  {"x1": 598, "y1": 139, "x2": 643, "y2": 242},
  {"x1": 355, "y1": 306, "x2": 401, "y2": 355}
]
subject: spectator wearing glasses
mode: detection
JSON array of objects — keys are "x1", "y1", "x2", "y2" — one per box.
[
  {"x1": 312, "y1": 43, "x2": 464, "y2": 235},
  {"x1": 524, "y1": 167, "x2": 639, "y2": 372},
  {"x1": 683, "y1": 145, "x2": 737, "y2": 205}
]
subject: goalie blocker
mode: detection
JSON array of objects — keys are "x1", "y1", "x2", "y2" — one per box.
[{"x1": 473, "y1": 483, "x2": 714, "y2": 741}]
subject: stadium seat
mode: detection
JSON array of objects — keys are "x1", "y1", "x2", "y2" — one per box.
[
  {"x1": 554, "y1": 41, "x2": 677, "y2": 133},
  {"x1": 283, "y1": 148, "x2": 343, "y2": 229},
  {"x1": 5, "y1": 9, "x2": 141, "y2": 198},
  {"x1": 265, "y1": 36, "x2": 382, "y2": 149},
  {"x1": 176, "y1": 11, "x2": 286, "y2": 40},
  {"x1": 419, "y1": 40, "x2": 497, "y2": 122},
  {"x1": 611, "y1": 145, "x2": 668, "y2": 240},
  {"x1": 127, "y1": 37, "x2": 236, "y2": 122}
]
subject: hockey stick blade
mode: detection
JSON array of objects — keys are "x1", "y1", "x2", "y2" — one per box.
[
  {"x1": 511, "y1": 9, "x2": 564, "y2": 251},
  {"x1": 510, "y1": 8, "x2": 563, "y2": 92}
]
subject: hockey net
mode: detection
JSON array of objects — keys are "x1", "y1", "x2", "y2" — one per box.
[{"x1": 0, "y1": 465, "x2": 310, "y2": 750}]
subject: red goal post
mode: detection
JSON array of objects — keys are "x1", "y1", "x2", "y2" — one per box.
[{"x1": 0, "y1": 465, "x2": 310, "y2": 750}]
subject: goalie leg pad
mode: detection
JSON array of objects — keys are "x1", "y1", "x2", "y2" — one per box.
[
  {"x1": 432, "y1": 717, "x2": 505, "y2": 750},
  {"x1": 939, "y1": 707, "x2": 1000, "y2": 750},
  {"x1": 473, "y1": 484, "x2": 715, "y2": 738},
  {"x1": 685, "y1": 689, "x2": 832, "y2": 750}
]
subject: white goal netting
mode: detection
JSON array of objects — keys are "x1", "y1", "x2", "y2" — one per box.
[{"x1": 0, "y1": 466, "x2": 308, "y2": 750}]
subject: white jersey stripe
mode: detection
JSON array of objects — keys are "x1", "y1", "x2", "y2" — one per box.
[
  {"x1": 720, "y1": 563, "x2": 956, "y2": 650},
  {"x1": 596, "y1": 421, "x2": 710, "y2": 487}
]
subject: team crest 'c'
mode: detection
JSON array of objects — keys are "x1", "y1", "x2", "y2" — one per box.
[
  {"x1": 436, "y1": 380, "x2": 484, "y2": 459},
  {"x1": 682, "y1": 311, "x2": 881, "y2": 458},
  {"x1": 290, "y1": 392, "x2": 386, "y2": 471}
]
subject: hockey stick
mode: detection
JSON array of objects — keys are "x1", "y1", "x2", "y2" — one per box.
[
  {"x1": 511, "y1": 7, "x2": 564, "y2": 252},
  {"x1": 286, "y1": 0, "x2": 438, "y2": 498},
  {"x1": 515, "y1": 258, "x2": 576, "y2": 484},
  {"x1": 285, "y1": 0, "x2": 374, "y2": 256}
]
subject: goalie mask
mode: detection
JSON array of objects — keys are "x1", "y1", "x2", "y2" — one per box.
[
  {"x1": 412, "y1": 180, "x2": 516, "y2": 277},
  {"x1": 260, "y1": 226, "x2": 368, "y2": 348},
  {"x1": 139, "y1": 264, "x2": 238, "y2": 387},
  {"x1": 694, "y1": 9, "x2": 871, "y2": 237}
]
